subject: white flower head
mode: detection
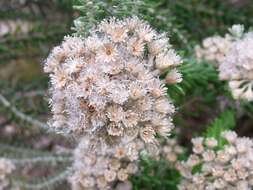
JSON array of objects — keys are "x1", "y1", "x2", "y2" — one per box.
[
  {"x1": 219, "y1": 31, "x2": 253, "y2": 101},
  {"x1": 155, "y1": 50, "x2": 182, "y2": 71},
  {"x1": 45, "y1": 17, "x2": 181, "y2": 142},
  {"x1": 47, "y1": 17, "x2": 182, "y2": 190},
  {"x1": 70, "y1": 136, "x2": 145, "y2": 190},
  {"x1": 178, "y1": 130, "x2": 253, "y2": 189},
  {"x1": 195, "y1": 35, "x2": 233, "y2": 66},
  {"x1": 165, "y1": 68, "x2": 183, "y2": 84}
]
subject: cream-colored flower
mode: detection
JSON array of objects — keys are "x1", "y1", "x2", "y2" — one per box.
[
  {"x1": 126, "y1": 163, "x2": 138, "y2": 174},
  {"x1": 165, "y1": 68, "x2": 182, "y2": 84},
  {"x1": 104, "y1": 169, "x2": 117, "y2": 182},
  {"x1": 96, "y1": 176, "x2": 107, "y2": 188},
  {"x1": 110, "y1": 26, "x2": 128, "y2": 43},
  {"x1": 137, "y1": 24, "x2": 155, "y2": 42},
  {"x1": 178, "y1": 130, "x2": 253, "y2": 189},
  {"x1": 221, "y1": 130, "x2": 237, "y2": 143},
  {"x1": 128, "y1": 38, "x2": 144, "y2": 56},
  {"x1": 117, "y1": 169, "x2": 128, "y2": 181},
  {"x1": 205, "y1": 137, "x2": 218, "y2": 148},
  {"x1": 148, "y1": 35, "x2": 168, "y2": 55},
  {"x1": 154, "y1": 98, "x2": 175, "y2": 114},
  {"x1": 109, "y1": 159, "x2": 121, "y2": 171},
  {"x1": 155, "y1": 50, "x2": 182, "y2": 71},
  {"x1": 140, "y1": 125, "x2": 156, "y2": 143},
  {"x1": 107, "y1": 123, "x2": 124, "y2": 136},
  {"x1": 96, "y1": 43, "x2": 118, "y2": 63},
  {"x1": 123, "y1": 111, "x2": 139, "y2": 128},
  {"x1": 202, "y1": 150, "x2": 215, "y2": 162}
]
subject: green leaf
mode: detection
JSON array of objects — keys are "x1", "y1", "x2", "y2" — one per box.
[{"x1": 204, "y1": 110, "x2": 235, "y2": 149}]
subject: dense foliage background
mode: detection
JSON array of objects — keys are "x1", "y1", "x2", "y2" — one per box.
[{"x1": 0, "y1": 0, "x2": 253, "y2": 189}]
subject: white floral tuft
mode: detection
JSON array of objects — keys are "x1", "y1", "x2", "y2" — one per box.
[
  {"x1": 160, "y1": 137, "x2": 184, "y2": 164},
  {"x1": 44, "y1": 16, "x2": 182, "y2": 190},
  {"x1": 195, "y1": 24, "x2": 253, "y2": 101},
  {"x1": 195, "y1": 24, "x2": 245, "y2": 67},
  {"x1": 195, "y1": 35, "x2": 233, "y2": 66},
  {"x1": 44, "y1": 16, "x2": 182, "y2": 141},
  {"x1": 177, "y1": 131, "x2": 253, "y2": 190},
  {"x1": 219, "y1": 32, "x2": 253, "y2": 101},
  {"x1": 69, "y1": 136, "x2": 158, "y2": 190}
]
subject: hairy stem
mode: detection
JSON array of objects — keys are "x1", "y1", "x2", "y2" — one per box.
[
  {"x1": 6, "y1": 155, "x2": 73, "y2": 165},
  {"x1": 0, "y1": 93, "x2": 49, "y2": 131},
  {"x1": 13, "y1": 168, "x2": 72, "y2": 190}
]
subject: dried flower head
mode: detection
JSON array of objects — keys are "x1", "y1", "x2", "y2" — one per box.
[
  {"x1": 44, "y1": 17, "x2": 182, "y2": 143},
  {"x1": 177, "y1": 131, "x2": 253, "y2": 190}
]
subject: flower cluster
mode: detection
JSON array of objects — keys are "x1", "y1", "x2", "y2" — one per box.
[
  {"x1": 195, "y1": 25, "x2": 253, "y2": 101},
  {"x1": 195, "y1": 25, "x2": 245, "y2": 67},
  {"x1": 69, "y1": 135, "x2": 159, "y2": 190},
  {"x1": 195, "y1": 35, "x2": 232, "y2": 66},
  {"x1": 44, "y1": 16, "x2": 182, "y2": 190},
  {"x1": 177, "y1": 131, "x2": 253, "y2": 190},
  {"x1": 159, "y1": 137, "x2": 184, "y2": 164},
  {"x1": 219, "y1": 31, "x2": 253, "y2": 101},
  {"x1": 0, "y1": 158, "x2": 15, "y2": 190},
  {"x1": 44, "y1": 16, "x2": 182, "y2": 143}
]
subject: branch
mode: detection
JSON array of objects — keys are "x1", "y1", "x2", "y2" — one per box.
[
  {"x1": 0, "y1": 93, "x2": 49, "y2": 131},
  {"x1": 0, "y1": 30, "x2": 67, "y2": 44},
  {"x1": 12, "y1": 168, "x2": 71, "y2": 190},
  {"x1": 0, "y1": 143, "x2": 52, "y2": 156},
  {"x1": 6, "y1": 155, "x2": 73, "y2": 165}
]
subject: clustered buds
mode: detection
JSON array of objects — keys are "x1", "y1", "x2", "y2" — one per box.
[
  {"x1": 195, "y1": 25, "x2": 244, "y2": 66},
  {"x1": 159, "y1": 137, "x2": 184, "y2": 164},
  {"x1": 177, "y1": 131, "x2": 253, "y2": 190},
  {"x1": 195, "y1": 35, "x2": 232, "y2": 66},
  {"x1": 195, "y1": 24, "x2": 253, "y2": 101},
  {"x1": 219, "y1": 31, "x2": 253, "y2": 101},
  {"x1": 44, "y1": 16, "x2": 182, "y2": 142},
  {"x1": 0, "y1": 158, "x2": 15, "y2": 190},
  {"x1": 70, "y1": 136, "x2": 151, "y2": 190}
]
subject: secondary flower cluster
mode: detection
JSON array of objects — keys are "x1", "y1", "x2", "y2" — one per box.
[
  {"x1": 0, "y1": 158, "x2": 15, "y2": 190},
  {"x1": 177, "y1": 131, "x2": 253, "y2": 190},
  {"x1": 195, "y1": 35, "x2": 232, "y2": 66},
  {"x1": 195, "y1": 25, "x2": 253, "y2": 101},
  {"x1": 195, "y1": 25, "x2": 244, "y2": 66},
  {"x1": 159, "y1": 137, "x2": 184, "y2": 164},
  {"x1": 219, "y1": 31, "x2": 253, "y2": 101},
  {"x1": 44, "y1": 16, "x2": 182, "y2": 142},
  {"x1": 69, "y1": 136, "x2": 156, "y2": 190}
]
